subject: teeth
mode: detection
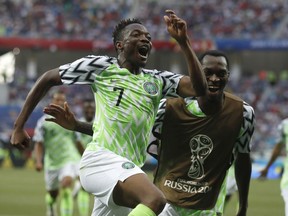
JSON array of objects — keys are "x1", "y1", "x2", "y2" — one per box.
[{"x1": 208, "y1": 86, "x2": 219, "y2": 92}]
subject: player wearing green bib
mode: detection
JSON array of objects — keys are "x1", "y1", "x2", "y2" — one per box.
[
  {"x1": 147, "y1": 51, "x2": 255, "y2": 216},
  {"x1": 10, "y1": 10, "x2": 207, "y2": 216},
  {"x1": 33, "y1": 91, "x2": 81, "y2": 216}
]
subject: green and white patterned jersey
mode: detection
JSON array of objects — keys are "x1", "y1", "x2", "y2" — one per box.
[
  {"x1": 59, "y1": 55, "x2": 183, "y2": 167},
  {"x1": 33, "y1": 115, "x2": 81, "y2": 170},
  {"x1": 275, "y1": 118, "x2": 288, "y2": 190}
]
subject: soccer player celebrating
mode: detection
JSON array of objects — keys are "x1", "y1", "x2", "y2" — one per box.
[
  {"x1": 10, "y1": 10, "x2": 206, "y2": 216},
  {"x1": 43, "y1": 51, "x2": 255, "y2": 216}
]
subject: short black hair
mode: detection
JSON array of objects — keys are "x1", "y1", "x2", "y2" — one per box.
[
  {"x1": 199, "y1": 50, "x2": 230, "y2": 70},
  {"x1": 112, "y1": 18, "x2": 142, "y2": 46}
]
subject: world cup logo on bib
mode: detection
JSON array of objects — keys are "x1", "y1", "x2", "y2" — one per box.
[{"x1": 188, "y1": 134, "x2": 213, "y2": 179}]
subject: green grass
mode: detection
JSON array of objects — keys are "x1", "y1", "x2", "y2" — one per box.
[{"x1": 0, "y1": 167, "x2": 285, "y2": 216}]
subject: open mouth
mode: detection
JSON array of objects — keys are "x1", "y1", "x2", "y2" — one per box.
[
  {"x1": 138, "y1": 45, "x2": 150, "y2": 59},
  {"x1": 208, "y1": 86, "x2": 220, "y2": 93}
]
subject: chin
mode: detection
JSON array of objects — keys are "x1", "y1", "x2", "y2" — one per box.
[
  {"x1": 207, "y1": 92, "x2": 222, "y2": 100},
  {"x1": 137, "y1": 60, "x2": 147, "y2": 68}
]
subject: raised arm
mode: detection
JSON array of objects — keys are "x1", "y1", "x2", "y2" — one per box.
[
  {"x1": 10, "y1": 68, "x2": 62, "y2": 149},
  {"x1": 164, "y1": 10, "x2": 207, "y2": 97},
  {"x1": 44, "y1": 102, "x2": 93, "y2": 136}
]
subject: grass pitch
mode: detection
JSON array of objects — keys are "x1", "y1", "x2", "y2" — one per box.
[{"x1": 0, "y1": 167, "x2": 284, "y2": 216}]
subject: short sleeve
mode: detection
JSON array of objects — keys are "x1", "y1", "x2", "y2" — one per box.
[
  {"x1": 234, "y1": 101, "x2": 255, "y2": 153},
  {"x1": 156, "y1": 70, "x2": 183, "y2": 98},
  {"x1": 32, "y1": 116, "x2": 45, "y2": 142},
  {"x1": 59, "y1": 55, "x2": 116, "y2": 85},
  {"x1": 275, "y1": 120, "x2": 285, "y2": 143},
  {"x1": 147, "y1": 99, "x2": 167, "y2": 159}
]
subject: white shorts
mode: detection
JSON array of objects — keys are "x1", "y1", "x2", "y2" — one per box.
[
  {"x1": 91, "y1": 197, "x2": 132, "y2": 216},
  {"x1": 45, "y1": 162, "x2": 79, "y2": 191},
  {"x1": 79, "y1": 148, "x2": 144, "y2": 215}
]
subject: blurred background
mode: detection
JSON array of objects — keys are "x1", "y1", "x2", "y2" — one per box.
[{"x1": 0, "y1": 0, "x2": 288, "y2": 215}]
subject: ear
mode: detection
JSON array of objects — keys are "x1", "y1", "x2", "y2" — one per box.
[{"x1": 115, "y1": 41, "x2": 123, "y2": 52}]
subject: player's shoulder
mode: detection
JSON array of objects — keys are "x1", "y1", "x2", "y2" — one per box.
[
  {"x1": 224, "y1": 92, "x2": 255, "y2": 120},
  {"x1": 35, "y1": 115, "x2": 48, "y2": 126},
  {"x1": 142, "y1": 68, "x2": 179, "y2": 78},
  {"x1": 224, "y1": 92, "x2": 253, "y2": 109},
  {"x1": 281, "y1": 118, "x2": 288, "y2": 125},
  {"x1": 224, "y1": 91, "x2": 243, "y2": 102},
  {"x1": 37, "y1": 115, "x2": 47, "y2": 122},
  {"x1": 83, "y1": 55, "x2": 117, "y2": 64},
  {"x1": 142, "y1": 68, "x2": 159, "y2": 76}
]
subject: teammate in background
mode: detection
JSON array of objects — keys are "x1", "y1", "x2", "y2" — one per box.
[
  {"x1": 259, "y1": 118, "x2": 288, "y2": 215},
  {"x1": 148, "y1": 50, "x2": 255, "y2": 216},
  {"x1": 72, "y1": 99, "x2": 95, "y2": 216},
  {"x1": 74, "y1": 98, "x2": 95, "y2": 155},
  {"x1": 33, "y1": 91, "x2": 81, "y2": 216},
  {"x1": 10, "y1": 10, "x2": 207, "y2": 216},
  {"x1": 43, "y1": 50, "x2": 255, "y2": 216}
]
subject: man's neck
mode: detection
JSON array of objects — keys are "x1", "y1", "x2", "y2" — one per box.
[
  {"x1": 117, "y1": 58, "x2": 141, "y2": 75},
  {"x1": 197, "y1": 95, "x2": 224, "y2": 115}
]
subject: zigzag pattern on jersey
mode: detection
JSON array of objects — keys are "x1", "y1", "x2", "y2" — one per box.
[
  {"x1": 143, "y1": 69, "x2": 182, "y2": 97},
  {"x1": 99, "y1": 92, "x2": 153, "y2": 164},
  {"x1": 235, "y1": 101, "x2": 255, "y2": 152},
  {"x1": 59, "y1": 55, "x2": 116, "y2": 84},
  {"x1": 151, "y1": 98, "x2": 167, "y2": 140}
]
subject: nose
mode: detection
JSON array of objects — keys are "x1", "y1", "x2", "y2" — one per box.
[
  {"x1": 141, "y1": 37, "x2": 150, "y2": 44},
  {"x1": 209, "y1": 74, "x2": 220, "y2": 82},
  {"x1": 140, "y1": 34, "x2": 150, "y2": 42}
]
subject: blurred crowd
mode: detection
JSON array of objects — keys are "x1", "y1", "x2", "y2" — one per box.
[{"x1": 0, "y1": 0, "x2": 287, "y2": 41}]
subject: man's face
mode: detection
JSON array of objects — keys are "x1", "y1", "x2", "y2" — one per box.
[
  {"x1": 202, "y1": 55, "x2": 229, "y2": 100},
  {"x1": 51, "y1": 93, "x2": 66, "y2": 107},
  {"x1": 83, "y1": 102, "x2": 95, "y2": 122},
  {"x1": 119, "y1": 23, "x2": 152, "y2": 67}
]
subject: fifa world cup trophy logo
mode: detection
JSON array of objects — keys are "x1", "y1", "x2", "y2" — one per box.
[{"x1": 188, "y1": 134, "x2": 213, "y2": 179}]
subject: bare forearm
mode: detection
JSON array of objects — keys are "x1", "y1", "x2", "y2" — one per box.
[
  {"x1": 265, "y1": 142, "x2": 282, "y2": 169},
  {"x1": 34, "y1": 143, "x2": 43, "y2": 163},
  {"x1": 178, "y1": 37, "x2": 207, "y2": 96},
  {"x1": 235, "y1": 153, "x2": 251, "y2": 213},
  {"x1": 75, "y1": 121, "x2": 93, "y2": 136},
  {"x1": 14, "y1": 69, "x2": 61, "y2": 129}
]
